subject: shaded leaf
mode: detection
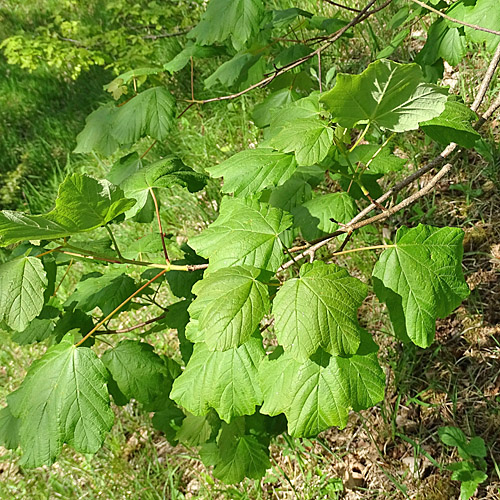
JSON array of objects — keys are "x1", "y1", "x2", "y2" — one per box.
[
  {"x1": 208, "y1": 420, "x2": 270, "y2": 483},
  {"x1": 121, "y1": 157, "x2": 207, "y2": 217},
  {"x1": 292, "y1": 192, "x2": 357, "y2": 241},
  {"x1": 0, "y1": 406, "x2": 20, "y2": 450},
  {"x1": 102, "y1": 340, "x2": 172, "y2": 405},
  {"x1": 373, "y1": 225, "x2": 470, "y2": 347},
  {"x1": 164, "y1": 43, "x2": 222, "y2": 73},
  {"x1": 12, "y1": 318, "x2": 55, "y2": 345},
  {"x1": 74, "y1": 105, "x2": 120, "y2": 156},
  {"x1": 420, "y1": 100, "x2": 480, "y2": 148},
  {"x1": 112, "y1": 87, "x2": 176, "y2": 144},
  {"x1": 252, "y1": 88, "x2": 300, "y2": 128},
  {"x1": 66, "y1": 271, "x2": 138, "y2": 316}
]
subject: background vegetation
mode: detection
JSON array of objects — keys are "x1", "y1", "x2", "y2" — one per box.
[{"x1": 0, "y1": 0, "x2": 499, "y2": 498}]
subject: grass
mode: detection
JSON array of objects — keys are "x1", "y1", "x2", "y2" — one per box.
[{"x1": 1, "y1": 0, "x2": 500, "y2": 498}]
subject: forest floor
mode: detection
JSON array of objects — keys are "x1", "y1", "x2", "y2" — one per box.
[{"x1": 1, "y1": 0, "x2": 500, "y2": 498}]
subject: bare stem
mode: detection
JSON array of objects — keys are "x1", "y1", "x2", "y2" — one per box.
[
  {"x1": 179, "y1": 0, "x2": 390, "y2": 110},
  {"x1": 332, "y1": 244, "x2": 394, "y2": 257},
  {"x1": 149, "y1": 187, "x2": 170, "y2": 265},
  {"x1": 106, "y1": 225, "x2": 123, "y2": 259},
  {"x1": 471, "y1": 41, "x2": 500, "y2": 112},
  {"x1": 52, "y1": 259, "x2": 74, "y2": 297},
  {"x1": 97, "y1": 313, "x2": 167, "y2": 334},
  {"x1": 75, "y1": 269, "x2": 168, "y2": 347},
  {"x1": 323, "y1": 0, "x2": 362, "y2": 13}
]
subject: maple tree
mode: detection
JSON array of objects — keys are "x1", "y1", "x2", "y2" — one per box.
[{"x1": 1, "y1": 0, "x2": 499, "y2": 484}]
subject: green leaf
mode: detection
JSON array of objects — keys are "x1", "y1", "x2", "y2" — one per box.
[
  {"x1": 0, "y1": 406, "x2": 20, "y2": 450},
  {"x1": 320, "y1": 59, "x2": 448, "y2": 132},
  {"x1": 420, "y1": 100, "x2": 480, "y2": 148},
  {"x1": 175, "y1": 412, "x2": 220, "y2": 446},
  {"x1": 121, "y1": 233, "x2": 165, "y2": 260},
  {"x1": 259, "y1": 332, "x2": 385, "y2": 436},
  {"x1": 274, "y1": 45, "x2": 313, "y2": 67},
  {"x1": 270, "y1": 8, "x2": 312, "y2": 29},
  {"x1": 267, "y1": 117, "x2": 333, "y2": 166},
  {"x1": 53, "y1": 307, "x2": 94, "y2": 344},
  {"x1": 267, "y1": 173, "x2": 313, "y2": 213},
  {"x1": 74, "y1": 105, "x2": 120, "y2": 156},
  {"x1": 121, "y1": 157, "x2": 207, "y2": 217},
  {"x1": 104, "y1": 68, "x2": 162, "y2": 99},
  {"x1": 188, "y1": 265, "x2": 270, "y2": 350},
  {"x1": 8, "y1": 335, "x2": 113, "y2": 467},
  {"x1": 170, "y1": 338, "x2": 264, "y2": 422},
  {"x1": 106, "y1": 153, "x2": 142, "y2": 187},
  {"x1": 209, "y1": 149, "x2": 297, "y2": 197},
  {"x1": 0, "y1": 174, "x2": 135, "y2": 246},
  {"x1": 372, "y1": 225, "x2": 470, "y2": 348},
  {"x1": 0, "y1": 256, "x2": 47, "y2": 331},
  {"x1": 266, "y1": 172, "x2": 314, "y2": 247},
  {"x1": 208, "y1": 420, "x2": 270, "y2": 483},
  {"x1": 439, "y1": 426, "x2": 487, "y2": 459},
  {"x1": 252, "y1": 88, "x2": 300, "y2": 128},
  {"x1": 339, "y1": 144, "x2": 407, "y2": 175},
  {"x1": 112, "y1": 87, "x2": 176, "y2": 144},
  {"x1": 416, "y1": 20, "x2": 466, "y2": 67},
  {"x1": 164, "y1": 43, "x2": 222, "y2": 73},
  {"x1": 66, "y1": 271, "x2": 137, "y2": 316},
  {"x1": 268, "y1": 94, "x2": 322, "y2": 136},
  {"x1": 292, "y1": 192, "x2": 357, "y2": 241},
  {"x1": 189, "y1": 197, "x2": 293, "y2": 273},
  {"x1": 447, "y1": 461, "x2": 488, "y2": 500},
  {"x1": 12, "y1": 318, "x2": 55, "y2": 345},
  {"x1": 151, "y1": 399, "x2": 185, "y2": 445},
  {"x1": 102, "y1": 340, "x2": 171, "y2": 405},
  {"x1": 459, "y1": 0, "x2": 500, "y2": 51},
  {"x1": 376, "y1": 28, "x2": 410, "y2": 59},
  {"x1": 273, "y1": 262, "x2": 367, "y2": 360},
  {"x1": 460, "y1": 474, "x2": 487, "y2": 500},
  {"x1": 204, "y1": 52, "x2": 262, "y2": 89},
  {"x1": 188, "y1": 0, "x2": 264, "y2": 50}
]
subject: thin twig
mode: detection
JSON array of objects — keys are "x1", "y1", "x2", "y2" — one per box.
[
  {"x1": 178, "y1": 0, "x2": 390, "y2": 112},
  {"x1": 471, "y1": 42, "x2": 500, "y2": 112},
  {"x1": 345, "y1": 163, "x2": 453, "y2": 231},
  {"x1": 478, "y1": 93, "x2": 500, "y2": 125},
  {"x1": 142, "y1": 29, "x2": 190, "y2": 40},
  {"x1": 141, "y1": 139, "x2": 157, "y2": 159},
  {"x1": 35, "y1": 246, "x2": 63, "y2": 258},
  {"x1": 149, "y1": 187, "x2": 170, "y2": 265},
  {"x1": 52, "y1": 259, "x2": 74, "y2": 297},
  {"x1": 37, "y1": 242, "x2": 207, "y2": 271},
  {"x1": 330, "y1": 244, "x2": 394, "y2": 257},
  {"x1": 106, "y1": 225, "x2": 123, "y2": 259},
  {"x1": 410, "y1": 0, "x2": 500, "y2": 37},
  {"x1": 323, "y1": 0, "x2": 362, "y2": 13},
  {"x1": 75, "y1": 269, "x2": 168, "y2": 347},
  {"x1": 318, "y1": 51, "x2": 323, "y2": 92},
  {"x1": 190, "y1": 56, "x2": 195, "y2": 101},
  {"x1": 97, "y1": 313, "x2": 166, "y2": 334}
]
